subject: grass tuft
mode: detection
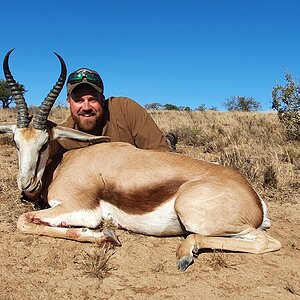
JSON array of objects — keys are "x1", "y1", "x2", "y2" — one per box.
[
  {"x1": 81, "y1": 243, "x2": 116, "y2": 279},
  {"x1": 263, "y1": 165, "x2": 278, "y2": 189},
  {"x1": 207, "y1": 250, "x2": 237, "y2": 271}
]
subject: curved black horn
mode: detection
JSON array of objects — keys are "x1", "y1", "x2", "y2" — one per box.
[
  {"x1": 33, "y1": 52, "x2": 67, "y2": 130},
  {"x1": 3, "y1": 49, "x2": 30, "y2": 128}
]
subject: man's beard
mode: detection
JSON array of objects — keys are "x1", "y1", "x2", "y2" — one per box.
[{"x1": 71, "y1": 112, "x2": 101, "y2": 133}]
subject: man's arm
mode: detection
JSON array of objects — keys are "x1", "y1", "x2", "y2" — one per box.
[{"x1": 121, "y1": 98, "x2": 174, "y2": 151}]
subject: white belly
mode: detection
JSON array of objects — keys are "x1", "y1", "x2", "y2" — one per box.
[{"x1": 100, "y1": 198, "x2": 186, "y2": 236}]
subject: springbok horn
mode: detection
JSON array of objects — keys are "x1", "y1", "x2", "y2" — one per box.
[
  {"x1": 33, "y1": 53, "x2": 67, "y2": 130},
  {"x1": 3, "y1": 49, "x2": 30, "y2": 128}
]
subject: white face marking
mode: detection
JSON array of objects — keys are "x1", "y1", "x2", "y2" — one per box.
[{"x1": 14, "y1": 128, "x2": 49, "y2": 191}]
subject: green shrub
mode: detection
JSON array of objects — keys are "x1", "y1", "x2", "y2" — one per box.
[{"x1": 272, "y1": 72, "x2": 300, "y2": 140}]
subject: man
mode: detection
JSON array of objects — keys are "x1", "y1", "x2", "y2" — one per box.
[
  {"x1": 22, "y1": 67, "x2": 177, "y2": 208},
  {"x1": 58, "y1": 67, "x2": 177, "y2": 152}
]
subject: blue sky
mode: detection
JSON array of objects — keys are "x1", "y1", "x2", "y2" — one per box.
[{"x1": 1, "y1": 0, "x2": 300, "y2": 111}]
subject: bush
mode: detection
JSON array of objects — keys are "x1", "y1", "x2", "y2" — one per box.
[
  {"x1": 272, "y1": 71, "x2": 300, "y2": 140},
  {"x1": 223, "y1": 96, "x2": 262, "y2": 112}
]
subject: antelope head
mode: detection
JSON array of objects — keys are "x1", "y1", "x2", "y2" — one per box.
[{"x1": 0, "y1": 49, "x2": 109, "y2": 193}]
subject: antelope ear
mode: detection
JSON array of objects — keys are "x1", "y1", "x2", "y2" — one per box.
[
  {"x1": 51, "y1": 126, "x2": 110, "y2": 143},
  {"x1": 0, "y1": 124, "x2": 16, "y2": 134}
]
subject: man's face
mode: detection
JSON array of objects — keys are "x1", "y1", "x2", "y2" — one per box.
[{"x1": 68, "y1": 86, "x2": 104, "y2": 133}]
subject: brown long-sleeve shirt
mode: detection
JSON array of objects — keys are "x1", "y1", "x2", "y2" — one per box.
[{"x1": 58, "y1": 96, "x2": 171, "y2": 152}]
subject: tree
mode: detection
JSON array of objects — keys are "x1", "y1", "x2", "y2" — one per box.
[
  {"x1": 178, "y1": 106, "x2": 192, "y2": 111},
  {"x1": 194, "y1": 104, "x2": 218, "y2": 111},
  {"x1": 195, "y1": 104, "x2": 206, "y2": 111},
  {"x1": 144, "y1": 102, "x2": 164, "y2": 110},
  {"x1": 164, "y1": 103, "x2": 180, "y2": 110},
  {"x1": 144, "y1": 102, "x2": 194, "y2": 111},
  {"x1": 272, "y1": 71, "x2": 300, "y2": 140},
  {"x1": 223, "y1": 96, "x2": 262, "y2": 112},
  {"x1": 0, "y1": 79, "x2": 26, "y2": 108}
]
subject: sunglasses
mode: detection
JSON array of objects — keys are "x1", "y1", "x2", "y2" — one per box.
[{"x1": 67, "y1": 70, "x2": 102, "y2": 86}]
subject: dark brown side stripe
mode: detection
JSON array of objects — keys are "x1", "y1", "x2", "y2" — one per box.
[{"x1": 97, "y1": 179, "x2": 187, "y2": 215}]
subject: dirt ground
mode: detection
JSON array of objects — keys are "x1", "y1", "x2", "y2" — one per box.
[{"x1": 0, "y1": 142, "x2": 299, "y2": 300}]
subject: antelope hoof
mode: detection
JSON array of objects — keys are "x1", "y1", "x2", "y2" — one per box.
[
  {"x1": 103, "y1": 227, "x2": 122, "y2": 246},
  {"x1": 176, "y1": 255, "x2": 194, "y2": 272}
]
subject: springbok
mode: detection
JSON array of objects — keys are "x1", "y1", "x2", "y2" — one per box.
[{"x1": 0, "y1": 50, "x2": 281, "y2": 271}]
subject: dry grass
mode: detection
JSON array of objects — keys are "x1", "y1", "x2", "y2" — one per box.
[
  {"x1": 81, "y1": 243, "x2": 116, "y2": 280},
  {"x1": 99, "y1": 218, "x2": 118, "y2": 231},
  {"x1": 207, "y1": 250, "x2": 238, "y2": 271},
  {"x1": 0, "y1": 107, "x2": 17, "y2": 122}
]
